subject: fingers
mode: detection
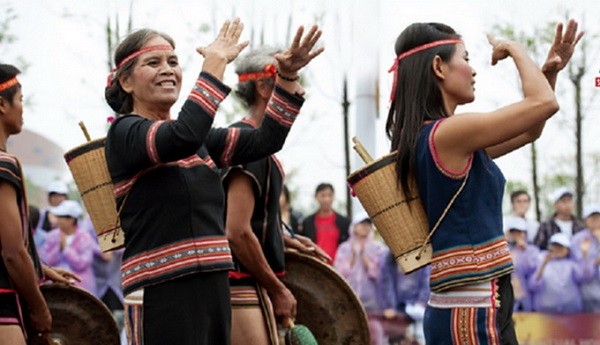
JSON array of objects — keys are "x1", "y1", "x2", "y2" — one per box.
[
  {"x1": 225, "y1": 18, "x2": 243, "y2": 41},
  {"x1": 563, "y1": 19, "x2": 577, "y2": 43},
  {"x1": 562, "y1": 19, "x2": 584, "y2": 46},
  {"x1": 236, "y1": 41, "x2": 250, "y2": 54},
  {"x1": 574, "y1": 31, "x2": 585, "y2": 46},
  {"x1": 291, "y1": 26, "x2": 304, "y2": 48},
  {"x1": 486, "y1": 33, "x2": 499, "y2": 47},
  {"x1": 309, "y1": 46, "x2": 325, "y2": 60},
  {"x1": 553, "y1": 22, "x2": 563, "y2": 46},
  {"x1": 300, "y1": 25, "x2": 320, "y2": 48},
  {"x1": 218, "y1": 20, "x2": 230, "y2": 38}
]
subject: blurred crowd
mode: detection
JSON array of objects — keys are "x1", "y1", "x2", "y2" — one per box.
[{"x1": 29, "y1": 180, "x2": 600, "y2": 345}]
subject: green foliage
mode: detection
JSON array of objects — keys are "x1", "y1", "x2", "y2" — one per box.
[
  {"x1": 0, "y1": 4, "x2": 29, "y2": 73},
  {"x1": 505, "y1": 180, "x2": 530, "y2": 197}
]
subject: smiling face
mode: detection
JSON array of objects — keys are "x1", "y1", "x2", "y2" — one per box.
[
  {"x1": 438, "y1": 43, "x2": 477, "y2": 106},
  {"x1": 120, "y1": 36, "x2": 181, "y2": 119}
]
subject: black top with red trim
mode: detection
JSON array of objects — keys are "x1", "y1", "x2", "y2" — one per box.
[
  {"x1": 0, "y1": 153, "x2": 43, "y2": 291},
  {"x1": 222, "y1": 120, "x2": 286, "y2": 279},
  {"x1": 105, "y1": 72, "x2": 303, "y2": 295}
]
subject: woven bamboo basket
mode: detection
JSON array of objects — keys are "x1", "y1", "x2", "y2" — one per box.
[
  {"x1": 347, "y1": 142, "x2": 430, "y2": 273},
  {"x1": 64, "y1": 138, "x2": 124, "y2": 252}
]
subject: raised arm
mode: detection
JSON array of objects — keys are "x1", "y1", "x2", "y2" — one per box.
[
  {"x1": 485, "y1": 19, "x2": 584, "y2": 158},
  {"x1": 205, "y1": 25, "x2": 324, "y2": 167},
  {"x1": 434, "y1": 37, "x2": 559, "y2": 172},
  {"x1": 107, "y1": 19, "x2": 248, "y2": 173}
]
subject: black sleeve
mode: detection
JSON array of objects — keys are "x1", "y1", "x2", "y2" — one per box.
[
  {"x1": 205, "y1": 86, "x2": 304, "y2": 168},
  {"x1": 107, "y1": 72, "x2": 231, "y2": 174},
  {"x1": 301, "y1": 215, "x2": 316, "y2": 241},
  {"x1": 222, "y1": 159, "x2": 268, "y2": 199},
  {"x1": 0, "y1": 154, "x2": 23, "y2": 193}
]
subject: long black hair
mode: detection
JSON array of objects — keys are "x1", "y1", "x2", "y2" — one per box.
[{"x1": 385, "y1": 23, "x2": 460, "y2": 195}]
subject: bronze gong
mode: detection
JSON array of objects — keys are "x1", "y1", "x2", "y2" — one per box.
[
  {"x1": 28, "y1": 284, "x2": 120, "y2": 345},
  {"x1": 281, "y1": 250, "x2": 370, "y2": 345}
]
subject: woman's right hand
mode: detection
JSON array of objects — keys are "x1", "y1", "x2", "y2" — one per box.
[
  {"x1": 487, "y1": 35, "x2": 522, "y2": 66},
  {"x1": 196, "y1": 18, "x2": 249, "y2": 62}
]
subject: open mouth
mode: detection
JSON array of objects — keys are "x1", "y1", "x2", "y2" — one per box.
[{"x1": 157, "y1": 80, "x2": 176, "y2": 87}]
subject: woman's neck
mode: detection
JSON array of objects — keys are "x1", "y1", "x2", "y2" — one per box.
[{"x1": 133, "y1": 103, "x2": 171, "y2": 121}]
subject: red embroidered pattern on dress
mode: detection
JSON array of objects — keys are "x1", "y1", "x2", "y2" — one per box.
[
  {"x1": 221, "y1": 128, "x2": 240, "y2": 167},
  {"x1": 121, "y1": 237, "x2": 232, "y2": 291},
  {"x1": 266, "y1": 92, "x2": 299, "y2": 128},
  {"x1": 146, "y1": 120, "x2": 166, "y2": 164},
  {"x1": 428, "y1": 119, "x2": 473, "y2": 180},
  {"x1": 188, "y1": 77, "x2": 226, "y2": 115},
  {"x1": 430, "y1": 238, "x2": 513, "y2": 292}
]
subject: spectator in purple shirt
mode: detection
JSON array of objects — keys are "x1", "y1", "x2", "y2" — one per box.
[
  {"x1": 38, "y1": 200, "x2": 97, "y2": 294},
  {"x1": 378, "y1": 248, "x2": 429, "y2": 343},
  {"x1": 570, "y1": 205, "x2": 600, "y2": 312},
  {"x1": 505, "y1": 217, "x2": 539, "y2": 312},
  {"x1": 529, "y1": 232, "x2": 593, "y2": 313},
  {"x1": 334, "y1": 213, "x2": 387, "y2": 345}
]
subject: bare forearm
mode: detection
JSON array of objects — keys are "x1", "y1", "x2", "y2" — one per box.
[
  {"x1": 229, "y1": 229, "x2": 286, "y2": 293},
  {"x1": 201, "y1": 55, "x2": 228, "y2": 80},
  {"x1": 543, "y1": 70, "x2": 558, "y2": 91},
  {"x1": 510, "y1": 46, "x2": 556, "y2": 104},
  {"x1": 3, "y1": 249, "x2": 47, "y2": 312}
]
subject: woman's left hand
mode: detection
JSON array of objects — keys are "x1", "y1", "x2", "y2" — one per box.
[
  {"x1": 542, "y1": 19, "x2": 584, "y2": 74},
  {"x1": 43, "y1": 265, "x2": 81, "y2": 285}
]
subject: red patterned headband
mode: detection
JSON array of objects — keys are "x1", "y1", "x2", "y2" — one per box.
[
  {"x1": 388, "y1": 38, "x2": 463, "y2": 103},
  {"x1": 0, "y1": 77, "x2": 19, "y2": 92},
  {"x1": 106, "y1": 44, "x2": 174, "y2": 87},
  {"x1": 238, "y1": 64, "x2": 277, "y2": 82}
]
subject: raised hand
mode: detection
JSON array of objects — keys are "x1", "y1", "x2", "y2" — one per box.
[
  {"x1": 542, "y1": 19, "x2": 584, "y2": 74},
  {"x1": 580, "y1": 237, "x2": 592, "y2": 257},
  {"x1": 197, "y1": 18, "x2": 249, "y2": 63},
  {"x1": 487, "y1": 34, "x2": 518, "y2": 66},
  {"x1": 275, "y1": 25, "x2": 324, "y2": 76}
]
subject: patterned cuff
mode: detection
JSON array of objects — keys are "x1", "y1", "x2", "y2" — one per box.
[
  {"x1": 265, "y1": 86, "x2": 304, "y2": 128},
  {"x1": 187, "y1": 72, "x2": 231, "y2": 117}
]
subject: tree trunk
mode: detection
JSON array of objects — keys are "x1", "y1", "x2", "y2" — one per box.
[
  {"x1": 575, "y1": 78, "x2": 583, "y2": 217},
  {"x1": 531, "y1": 142, "x2": 541, "y2": 222}
]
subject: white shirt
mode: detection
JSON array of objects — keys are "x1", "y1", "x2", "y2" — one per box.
[{"x1": 555, "y1": 218, "x2": 574, "y2": 238}]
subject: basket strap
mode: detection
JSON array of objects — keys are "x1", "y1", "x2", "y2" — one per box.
[
  {"x1": 110, "y1": 191, "x2": 132, "y2": 244},
  {"x1": 416, "y1": 172, "x2": 469, "y2": 260}
]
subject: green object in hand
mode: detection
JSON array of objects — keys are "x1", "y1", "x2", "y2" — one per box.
[{"x1": 285, "y1": 323, "x2": 318, "y2": 345}]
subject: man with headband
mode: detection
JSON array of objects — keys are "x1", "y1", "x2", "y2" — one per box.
[{"x1": 0, "y1": 65, "x2": 79, "y2": 344}]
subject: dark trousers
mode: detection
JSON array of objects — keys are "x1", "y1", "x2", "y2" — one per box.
[
  {"x1": 143, "y1": 271, "x2": 231, "y2": 345},
  {"x1": 497, "y1": 274, "x2": 518, "y2": 345}
]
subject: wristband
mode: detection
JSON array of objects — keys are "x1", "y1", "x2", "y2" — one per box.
[{"x1": 277, "y1": 70, "x2": 300, "y2": 82}]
